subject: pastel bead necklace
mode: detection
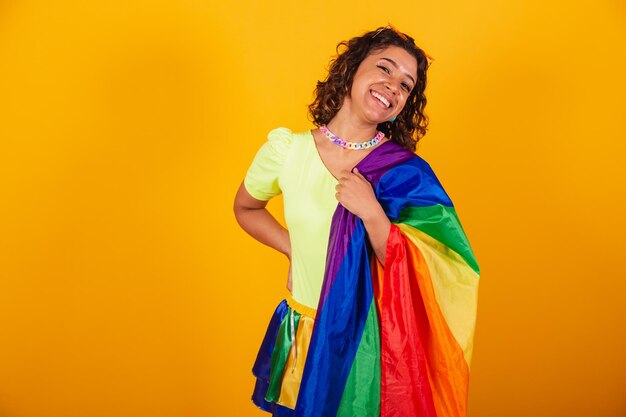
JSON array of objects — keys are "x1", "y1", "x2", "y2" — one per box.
[{"x1": 320, "y1": 124, "x2": 385, "y2": 150}]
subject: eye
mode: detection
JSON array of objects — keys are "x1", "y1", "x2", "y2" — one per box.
[{"x1": 379, "y1": 64, "x2": 412, "y2": 92}]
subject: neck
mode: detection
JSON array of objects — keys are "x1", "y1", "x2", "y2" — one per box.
[{"x1": 326, "y1": 106, "x2": 379, "y2": 141}]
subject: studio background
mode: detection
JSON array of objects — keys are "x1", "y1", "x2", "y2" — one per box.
[{"x1": 1, "y1": 1, "x2": 624, "y2": 416}]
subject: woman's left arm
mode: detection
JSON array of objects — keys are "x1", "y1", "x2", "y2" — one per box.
[
  {"x1": 335, "y1": 167, "x2": 391, "y2": 267},
  {"x1": 362, "y1": 205, "x2": 391, "y2": 267}
]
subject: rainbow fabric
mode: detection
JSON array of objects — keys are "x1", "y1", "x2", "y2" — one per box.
[{"x1": 294, "y1": 139, "x2": 480, "y2": 417}]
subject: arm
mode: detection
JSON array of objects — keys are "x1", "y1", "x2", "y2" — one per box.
[
  {"x1": 340, "y1": 167, "x2": 390, "y2": 267},
  {"x1": 233, "y1": 181, "x2": 291, "y2": 260},
  {"x1": 362, "y1": 203, "x2": 391, "y2": 267}
]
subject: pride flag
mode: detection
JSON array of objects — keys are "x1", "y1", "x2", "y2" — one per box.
[{"x1": 294, "y1": 140, "x2": 480, "y2": 417}]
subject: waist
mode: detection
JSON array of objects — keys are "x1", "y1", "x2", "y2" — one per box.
[{"x1": 285, "y1": 293, "x2": 317, "y2": 319}]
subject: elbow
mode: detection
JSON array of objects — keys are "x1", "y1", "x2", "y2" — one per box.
[{"x1": 233, "y1": 181, "x2": 268, "y2": 226}]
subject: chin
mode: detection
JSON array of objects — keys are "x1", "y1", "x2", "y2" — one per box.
[{"x1": 362, "y1": 109, "x2": 389, "y2": 125}]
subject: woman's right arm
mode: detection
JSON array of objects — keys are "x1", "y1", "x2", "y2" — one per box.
[{"x1": 233, "y1": 181, "x2": 291, "y2": 260}]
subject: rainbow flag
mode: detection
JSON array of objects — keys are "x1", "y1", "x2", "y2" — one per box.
[{"x1": 294, "y1": 140, "x2": 480, "y2": 417}]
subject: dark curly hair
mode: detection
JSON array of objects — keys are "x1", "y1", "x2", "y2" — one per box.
[{"x1": 308, "y1": 26, "x2": 432, "y2": 152}]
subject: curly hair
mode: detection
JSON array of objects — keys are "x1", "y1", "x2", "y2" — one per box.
[{"x1": 308, "y1": 26, "x2": 432, "y2": 152}]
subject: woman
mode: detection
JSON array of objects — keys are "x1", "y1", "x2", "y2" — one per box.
[{"x1": 233, "y1": 24, "x2": 480, "y2": 417}]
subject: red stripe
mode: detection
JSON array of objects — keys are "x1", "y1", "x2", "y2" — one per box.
[{"x1": 374, "y1": 225, "x2": 438, "y2": 417}]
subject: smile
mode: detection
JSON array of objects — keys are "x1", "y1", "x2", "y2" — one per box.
[{"x1": 370, "y1": 90, "x2": 392, "y2": 109}]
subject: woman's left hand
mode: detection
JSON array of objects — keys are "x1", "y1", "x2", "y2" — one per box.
[{"x1": 335, "y1": 167, "x2": 380, "y2": 220}]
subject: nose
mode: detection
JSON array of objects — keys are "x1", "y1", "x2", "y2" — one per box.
[{"x1": 384, "y1": 80, "x2": 399, "y2": 95}]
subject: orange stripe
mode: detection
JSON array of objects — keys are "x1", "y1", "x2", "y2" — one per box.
[{"x1": 402, "y1": 227, "x2": 470, "y2": 417}]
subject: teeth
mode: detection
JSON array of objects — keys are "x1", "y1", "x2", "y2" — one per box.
[{"x1": 371, "y1": 91, "x2": 390, "y2": 108}]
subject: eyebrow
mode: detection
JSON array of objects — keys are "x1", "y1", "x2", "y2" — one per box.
[{"x1": 380, "y1": 57, "x2": 416, "y2": 85}]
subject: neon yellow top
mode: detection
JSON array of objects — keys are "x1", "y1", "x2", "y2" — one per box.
[{"x1": 244, "y1": 127, "x2": 339, "y2": 308}]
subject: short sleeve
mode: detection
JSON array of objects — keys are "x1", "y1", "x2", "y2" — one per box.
[{"x1": 244, "y1": 127, "x2": 293, "y2": 201}]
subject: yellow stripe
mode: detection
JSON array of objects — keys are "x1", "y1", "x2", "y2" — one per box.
[
  {"x1": 276, "y1": 313, "x2": 315, "y2": 408},
  {"x1": 275, "y1": 294, "x2": 317, "y2": 409},
  {"x1": 397, "y1": 222, "x2": 480, "y2": 367}
]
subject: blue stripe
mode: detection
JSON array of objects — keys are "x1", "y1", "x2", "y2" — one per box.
[
  {"x1": 295, "y1": 218, "x2": 374, "y2": 417},
  {"x1": 376, "y1": 156, "x2": 453, "y2": 220}
]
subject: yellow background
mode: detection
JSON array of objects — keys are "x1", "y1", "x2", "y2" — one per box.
[{"x1": 1, "y1": 1, "x2": 625, "y2": 416}]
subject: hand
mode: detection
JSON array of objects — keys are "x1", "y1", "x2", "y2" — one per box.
[{"x1": 335, "y1": 167, "x2": 379, "y2": 220}]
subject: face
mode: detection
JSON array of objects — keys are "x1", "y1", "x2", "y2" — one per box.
[{"x1": 346, "y1": 45, "x2": 418, "y2": 124}]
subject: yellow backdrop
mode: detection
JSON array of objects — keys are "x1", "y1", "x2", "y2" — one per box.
[{"x1": 1, "y1": 1, "x2": 625, "y2": 416}]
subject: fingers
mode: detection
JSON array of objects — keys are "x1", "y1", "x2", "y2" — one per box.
[
  {"x1": 335, "y1": 168, "x2": 369, "y2": 204},
  {"x1": 352, "y1": 167, "x2": 367, "y2": 180}
]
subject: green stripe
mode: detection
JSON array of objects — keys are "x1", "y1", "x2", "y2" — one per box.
[
  {"x1": 336, "y1": 299, "x2": 381, "y2": 417},
  {"x1": 396, "y1": 204, "x2": 480, "y2": 274},
  {"x1": 266, "y1": 307, "x2": 301, "y2": 402}
]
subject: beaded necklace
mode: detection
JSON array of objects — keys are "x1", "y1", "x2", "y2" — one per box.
[{"x1": 320, "y1": 124, "x2": 385, "y2": 150}]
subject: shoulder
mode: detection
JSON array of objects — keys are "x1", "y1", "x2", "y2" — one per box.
[
  {"x1": 266, "y1": 126, "x2": 315, "y2": 153},
  {"x1": 261, "y1": 126, "x2": 290, "y2": 153},
  {"x1": 267, "y1": 126, "x2": 293, "y2": 141},
  {"x1": 263, "y1": 127, "x2": 304, "y2": 160},
  {"x1": 243, "y1": 128, "x2": 296, "y2": 201},
  {"x1": 381, "y1": 151, "x2": 437, "y2": 183},
  {"x1": 378, "y1": 154, "x2": 452, "y2": 204}
]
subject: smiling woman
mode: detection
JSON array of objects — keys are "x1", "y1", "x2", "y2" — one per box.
[
  {"x1": 233, "y1": 24, "x2": 480, "y2": 417},
  {"x1": 307, "y1": 25, "x2": 432, "y2": 153}
]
